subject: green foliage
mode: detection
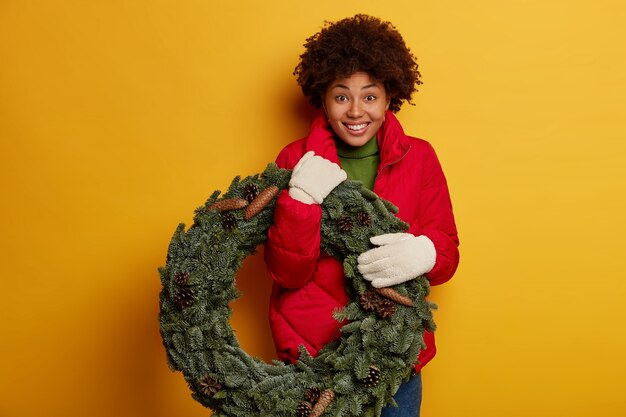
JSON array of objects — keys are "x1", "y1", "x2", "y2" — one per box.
[{"x1": 159, "y1": 163, "x2": 435, "y2": 417}]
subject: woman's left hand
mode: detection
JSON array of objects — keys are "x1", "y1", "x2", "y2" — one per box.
[{"x1": 357, "y1": 233, "x2": 437, "y2": 288}]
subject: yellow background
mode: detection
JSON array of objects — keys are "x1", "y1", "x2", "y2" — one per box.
[{"x1": 1, "y1": 1, "x2": 625, "y2": 416}]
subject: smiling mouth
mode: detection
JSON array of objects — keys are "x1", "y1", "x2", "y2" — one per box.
[{"x1": 345, "y1": 123, "x2": 369, "y2": 131}]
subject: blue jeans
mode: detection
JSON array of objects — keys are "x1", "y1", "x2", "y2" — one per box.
[{"x1": 380, "y1": 372, "x2": 422, "y2": 417}]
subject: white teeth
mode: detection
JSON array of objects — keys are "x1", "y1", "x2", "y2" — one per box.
[{"x1": 346, "y1": 123, "x2": 368, "y2": 131}]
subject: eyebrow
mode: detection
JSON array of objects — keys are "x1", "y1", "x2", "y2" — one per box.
[{"x1": 331, "y1": 83, "x2": 381, "y2": 90}]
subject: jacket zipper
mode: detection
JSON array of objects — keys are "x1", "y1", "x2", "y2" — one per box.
[{"x1": 378, "y1": 145, "x2": 412, "y2": 173}]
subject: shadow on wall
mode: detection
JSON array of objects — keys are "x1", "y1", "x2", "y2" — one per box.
[
  {"x1": 102, "y1": 246, "x2": 278, "y2": 416},
  {"x1": 97, "y1": 259, "x2": 183, "y2": 416},
  {"x1": 288, "y1": 90, "x2": 319, "y2": 130},
  {"x1": 265, "y1": 62, "x2": 320, "y2": 143}
]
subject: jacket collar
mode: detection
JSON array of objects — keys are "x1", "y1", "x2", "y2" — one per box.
[{"x1": 304, "y1": 110, "x2": 411, "y2": 168}]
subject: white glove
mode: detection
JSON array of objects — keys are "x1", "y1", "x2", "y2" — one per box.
[
  {"x1": 357, "y1": 233, "x2": 436, "y2": 288},
  {"x1": 288, "y1": 151, "x2": 347, "y2": 204}
]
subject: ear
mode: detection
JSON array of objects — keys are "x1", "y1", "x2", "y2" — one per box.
[{"x1": 385, "y1": 97, "x2": 391, "y2": 111}]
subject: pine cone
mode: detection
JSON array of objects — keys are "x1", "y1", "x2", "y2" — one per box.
[
  {"x1": 357, "y1": 211, "x2": 372, "y2": 226},
  {"x1": 245, "y1": 186, "x2": 279, "y2": 219},
  {"x1": 221, "y1": 212, "x2": 237, "y2": 231},
  {"x1": 376, "y1": 299, "x2": 396, "y2": 318},
  {"x1": 207, "y1": 197, "x2": 248, "y2": 212},
  {"x1": 173, "y1": 271, "x2": 189, "y2": 286},
  {"x1": 362, "y1": 365, "x2": 381, "y2": 387},
  {"x1": 175, "y1": 287, "x2": 195, "y2": 309},
  {"x1": 243, "y1": 183, "x2": 260, "y2": 203},
  {"x1": 309, "y1": 389, "x2": 334, "y2": 417},
  {"x1": 304, "y1": 387, "x2": 320, "y2": 403},
  {"x1": 296, "y1": 401, "x2": 312, "y2": 417},
  {"x1": 374, "y1": 287, "x2": 414, "y2": 307},
  {"x1": 198, "y1": 375, "x2": 222, "y2": 397},
  {"x1": 337, "y1": 215, "x2": 353, "y2": 232},
  {"x1": 360, "y1": 290, "x2": 382, "y2": 311}
]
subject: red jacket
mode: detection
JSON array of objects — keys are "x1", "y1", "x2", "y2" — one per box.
[{"x1": 265, "y1": 111, "x2": 459, "y2": 370}]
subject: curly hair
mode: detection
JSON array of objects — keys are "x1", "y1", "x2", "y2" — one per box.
[{"x1": 294, "y1": 14, "x2": 422, "y2": 113}]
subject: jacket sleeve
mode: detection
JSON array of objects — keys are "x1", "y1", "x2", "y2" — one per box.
[
  {"x1": 411, "y1": 143, "x2": 460, "y2": 286},
  {"x1": 264, "y1": 145, "x2": 322, "y2": 289}
]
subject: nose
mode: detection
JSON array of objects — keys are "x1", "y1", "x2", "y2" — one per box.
[{"x1": 347, "y1": 100, "x2": 363, "y2": 118}]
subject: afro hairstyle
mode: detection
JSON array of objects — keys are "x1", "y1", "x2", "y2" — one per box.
[{"x1": 294, "y1": 14, "x2": 422, "y2": 113}]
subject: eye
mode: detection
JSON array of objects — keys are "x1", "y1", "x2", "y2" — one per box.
[
  {"x1": 335, "y1": 95, "x2": 348, "y2": 103},
  {"x1": 365, "y1": 95, "x2": 376, "y2": 102}
]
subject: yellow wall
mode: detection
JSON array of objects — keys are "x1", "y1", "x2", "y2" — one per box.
[{"x1": 1, "y1": 1, "x2": 625, "y2": 416}]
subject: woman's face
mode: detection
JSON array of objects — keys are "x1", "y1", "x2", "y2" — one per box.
[{"x1": 323, "y1": 72, "x2": 390, "y2": 147}]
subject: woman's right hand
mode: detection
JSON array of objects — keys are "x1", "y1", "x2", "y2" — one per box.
[{"x1": 288, "y1": 151, "x2": 347, "y2": 204}]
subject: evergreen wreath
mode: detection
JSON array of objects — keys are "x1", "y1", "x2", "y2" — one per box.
[{"x1": 159, "y1": 163, "x2": 436, "y2": 417}]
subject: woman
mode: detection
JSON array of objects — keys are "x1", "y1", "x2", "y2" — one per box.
[{"x1": 264, "y1": 14, "x2": 460, "y2": 416}]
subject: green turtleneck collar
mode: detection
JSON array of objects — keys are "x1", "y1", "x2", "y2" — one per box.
[
  {"x1": 333, "y1": 135, "x2": 380, "y2": 191},
  {"x1": 334, "y1": 135, "x2": 379, "y2": 159}
]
